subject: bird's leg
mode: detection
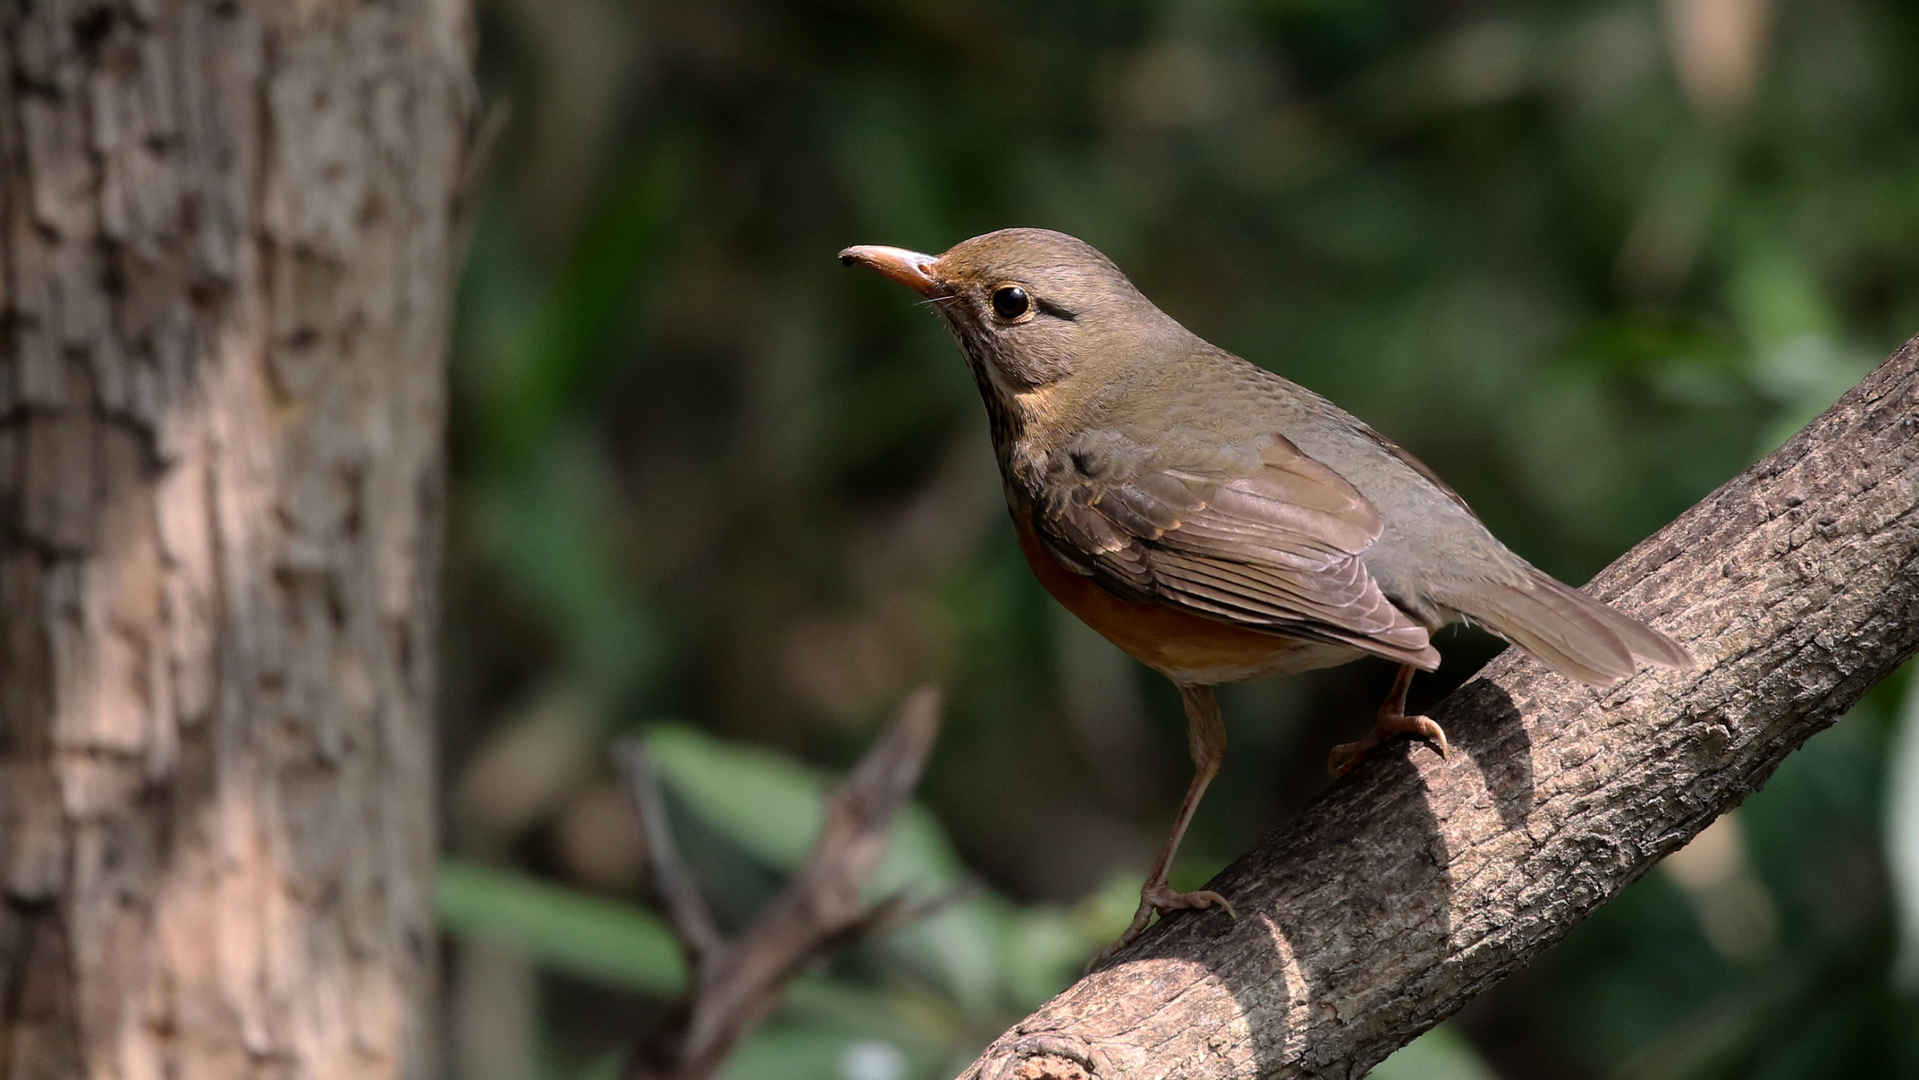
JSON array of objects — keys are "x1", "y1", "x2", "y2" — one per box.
[
  {"x1": 1095, "y1": 684, "x2": 1239, "y2": 965},
  {"x1": 1327, "y1": 663, "x2": 1449, "y2": 776}
]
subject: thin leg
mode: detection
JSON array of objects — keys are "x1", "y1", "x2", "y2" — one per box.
[
  {"x1": 1326, "y1": 663, "x2": 1450, "y2": 777},
  {"x1": 1094, "y1": 683, "x2": 1239, "y2": 965}
]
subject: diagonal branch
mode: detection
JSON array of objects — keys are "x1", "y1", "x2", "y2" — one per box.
[
  {"x1": 961, "y1": 337, "x2": 1919, "y2": 1079},
  {"x1": 622, "y1": 687, "x2": 944, "y2": 1080},
  {"x1": 616, "y1": 742, "x2": 725, "y2": 979}
]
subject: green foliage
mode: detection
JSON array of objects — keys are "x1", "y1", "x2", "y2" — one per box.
[{"x1": 437, "y1": 859, "x2": 684, "y2": 995}]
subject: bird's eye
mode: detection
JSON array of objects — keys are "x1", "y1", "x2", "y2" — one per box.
[{"x1": 991, "y1": 285, "x2": 1031, "y2": 320}]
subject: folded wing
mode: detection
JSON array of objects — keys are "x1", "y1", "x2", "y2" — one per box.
[{"x1": 1030, "y1": 430, "x2": 1440, "y2": 670}]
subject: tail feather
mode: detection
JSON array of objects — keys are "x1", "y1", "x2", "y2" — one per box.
[{"x1": 1449, "y1": 570, "x2": 1693, "y2": 688}]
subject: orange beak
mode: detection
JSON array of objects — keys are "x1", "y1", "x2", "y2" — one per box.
[{"x1": 838, "y1": 244, "x2": 943, "y2": 298}]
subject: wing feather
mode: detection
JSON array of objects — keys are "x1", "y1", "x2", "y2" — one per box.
[{"x1": 1030, "y1": 430, "x2": 1439, "y2": 670}]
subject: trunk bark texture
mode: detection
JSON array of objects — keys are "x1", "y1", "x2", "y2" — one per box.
[{"x1": 0, "y1": 2, "x2": 472, "y2": 1076}]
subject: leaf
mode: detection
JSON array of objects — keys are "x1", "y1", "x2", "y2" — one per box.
[
  {"x1": 996, "y1": 904, "x2": 1089, "y2": 1009},
  {"x1": 1370, "y1": 1022, "x2": 1496, "y2": 1080},
  {"x1": 436, "y1": 858, "x2": 684, "y2": 994},
  {"x1": 721, "y1": 1025, "x2": 919, "y2": 1080},
  {"x1": 643, "y1": 725, "x2": 972, "y2": 886},
  {"x1": 643, "y1": 726, "x2": 832, "y2": 871}
]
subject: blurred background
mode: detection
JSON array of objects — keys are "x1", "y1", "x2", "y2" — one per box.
[{"x1": 436, "y1": 1, "x2": 1919, "y2": 1076}]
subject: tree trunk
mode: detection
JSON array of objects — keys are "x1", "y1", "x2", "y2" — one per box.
[
  {"x1": 0, "y1": 3, "x2": 472, "y2": 1077},
  {"x1": 961, "y1": 339, "x2": 1919, "y2": 1079}
]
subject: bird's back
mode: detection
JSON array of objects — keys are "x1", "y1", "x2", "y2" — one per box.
[{"x1": 1089, "y1": 342, "x2": 1688, "y2": 686}]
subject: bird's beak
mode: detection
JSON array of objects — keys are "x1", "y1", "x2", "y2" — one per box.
[{"x1": 837, "y1": 244, "x2": 943, "y2": 298}]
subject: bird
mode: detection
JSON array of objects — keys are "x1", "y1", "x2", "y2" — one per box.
[{"x1": 837, "y1": 228, "x2": 1692, "y2": 958}]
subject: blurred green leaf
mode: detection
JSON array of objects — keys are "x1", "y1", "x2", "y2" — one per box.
[
  {"x1": 643, "y1": 726, "x2": 834, "y2": 871},
  {"x1": 437, "y1": 858, "x2": 684, "y2": 994},
  {"x1": 642, "y1": 725, "x2": 970, "y2": 889},
  {"x1": 1727, "y1": 237, "x2": 1837, "y2": 357},
  {"x1": 995, "y1": 903, "x2": 1088, "y2": 1008},
  {"x1": 1372, "y1": 1022, "x2": 1496, "y2": 1080},
  {"x1": 721, "y1": 1025, "x2": 915, "y2": 1080},
  {"x1": 474, "y1": 437, "x2": 656, "y2": 686}
]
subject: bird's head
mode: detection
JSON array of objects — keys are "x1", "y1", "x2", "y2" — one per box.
[{"x1": 840, "y1": 229, "x2": 1179, "y2": 427}]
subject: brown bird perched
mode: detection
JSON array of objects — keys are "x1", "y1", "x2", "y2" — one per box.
[{"x1": 838, "y1": 228, "x2": 1691, "y2": 957}]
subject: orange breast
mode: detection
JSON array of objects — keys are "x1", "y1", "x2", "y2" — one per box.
[{"x1": 1011, "y1": 512, "x2": 1353, "y2": 685}]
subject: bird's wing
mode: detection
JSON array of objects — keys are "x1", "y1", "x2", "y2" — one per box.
[{"x1": 1030, "y1": 429, "x2": 1440, "y2": 669}]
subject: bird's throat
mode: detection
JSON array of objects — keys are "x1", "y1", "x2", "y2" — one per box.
[{"x1": 953, "y1": 333, "x2": 1027, "y2": 465}]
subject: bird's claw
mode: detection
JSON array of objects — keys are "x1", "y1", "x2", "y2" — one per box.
[
  {"x1": 1088, "y1": 881, "x2": 1238, "y2": 970},
  {"x1": 1327, "y1": 712, "x2": 1449, "y2": 777}
]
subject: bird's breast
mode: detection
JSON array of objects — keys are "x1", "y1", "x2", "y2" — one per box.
[{"x1": 1009, "y1": 507, "x2": 1360, "y2": 685}]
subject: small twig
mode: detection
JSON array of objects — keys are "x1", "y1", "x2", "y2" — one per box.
[
  {"x1": 449, "y1": 97, "x2": 511, "y2": 273},
  {"x1": 855, "y1": 880, "x2": 980, "y2": 939},
  {"x1": 624, "y1": 687, "x2": 944, "y2": 1080},
  {"x1": 453, "y1": 98, "x2": 511, "y2": 222},
  {"x1": 614, "y1": 740, "x2": 723, "y2": 979}
]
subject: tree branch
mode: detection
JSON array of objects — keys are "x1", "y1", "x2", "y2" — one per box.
[
  {"x1": 961, "y1": 338, "x2": 1919, "y2": 1079},
  {"x1": 622, "y1": 687, "x2": 944, "y2": 1080},
  {"x1": 616, "y1": 741, "x2": 725, "y2": 979}
]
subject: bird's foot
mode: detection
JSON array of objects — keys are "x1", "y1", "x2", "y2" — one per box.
[
  {"x1": 1088, "y1": 880, "x2": 1238, "y2": 970},
  {"x1": 1327, "y1": 710, "x2": 1449, "y2": 777}
]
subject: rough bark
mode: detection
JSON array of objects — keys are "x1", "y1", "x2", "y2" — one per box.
[
  {"x1": 963, "y1": 338, "x2": 1919, "y2": 1079},
  {"x1": 0, "y1": 3, "x2": 472, "y2": 1077}
]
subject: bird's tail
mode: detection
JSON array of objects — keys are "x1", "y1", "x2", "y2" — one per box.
[{"x1": 1445, "y1": 569, "x2": 1693, "y2": 688}]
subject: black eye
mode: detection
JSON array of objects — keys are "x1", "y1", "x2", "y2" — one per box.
[{"x1": 991, "y1": 285, "x2": 1030, "y2": 320}]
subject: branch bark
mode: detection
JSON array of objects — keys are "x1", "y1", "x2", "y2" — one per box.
[{"x1": 961, "y1": 337, "x2": 1919, "y2": 1079}]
